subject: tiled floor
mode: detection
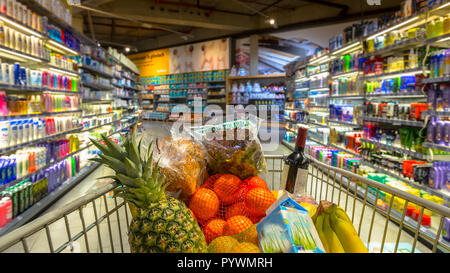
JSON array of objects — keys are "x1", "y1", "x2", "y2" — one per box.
[{"x1": 0, "y1": 121, "x2": 436, "y2": 253}]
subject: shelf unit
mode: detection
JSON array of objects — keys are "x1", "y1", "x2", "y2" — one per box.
[
  {"x1": 282, "y1": 0, "x2": 450, "y2": 248},
  {"x1": 0, "y1": 1, "x2": 142, "y2": 234},
  {"x1": 140, "y1": 70, "x2": 228, "y2": 121}
]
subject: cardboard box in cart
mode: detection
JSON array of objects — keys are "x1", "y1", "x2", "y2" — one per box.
[{"x1": 256, "y1": 193, "x2": 325, "y2": 253}]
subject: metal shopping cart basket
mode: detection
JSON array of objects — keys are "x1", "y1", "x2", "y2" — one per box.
[{"x1": 0, "y1": 155, "x2": 448, "y2": 253}]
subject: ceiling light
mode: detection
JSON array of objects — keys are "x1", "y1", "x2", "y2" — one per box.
[
  {"x1": 125, "y1": 47, "x2": 130, "y2": 52},
  {"x1": 269, "y1": 18, "x2": 275, "y2": 25}
]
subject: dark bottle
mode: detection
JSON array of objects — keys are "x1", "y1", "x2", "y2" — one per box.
[{"x1": 281, "y1": 127, "x2": 310, "y2": 194}]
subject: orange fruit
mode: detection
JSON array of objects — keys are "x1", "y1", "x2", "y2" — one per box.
[
  {"x1": 203, "y1": 219, "x2": 227, "y2": 243},
  {"x1": 189, "y1": 188, "x2": 220, "y2": 221},
  {"x1": 244, "y1": 187, "x2": 276, "y2": 217},
  {"x1": 231, "y1": 242, "x2": 261, "y2": 253},
  {"x1": 223, "y1": 216, "x2": 253, "y2": 236},
  {"x1": 225, "y1": 202, "x2": 246, "y2": 220},
  {"x1": 208, "y1": 236, "x2": 239, "y2": 253},
  {"x1": 213, "y1": 174, "x2": 242, "y2": 204},
  {"x1": 244, "y1": 176, "x2": 269, "y2": 190}
]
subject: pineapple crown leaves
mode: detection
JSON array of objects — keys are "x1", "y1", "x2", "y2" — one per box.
[{"x1": 90, "y1": 131, "x2": 170, "y2": 208}]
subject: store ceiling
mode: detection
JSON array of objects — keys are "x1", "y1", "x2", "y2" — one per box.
[{"x1": 72, "y1": 0, "x2": 404, "y2": 53}]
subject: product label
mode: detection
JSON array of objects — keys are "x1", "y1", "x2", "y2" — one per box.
[{"x1": 293, "y1": 168, "x2": 309, "y2": 195}]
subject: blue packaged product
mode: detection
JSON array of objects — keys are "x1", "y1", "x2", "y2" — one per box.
[
  {"x1": 20, "y1": 68, "x2": 26, "y2": 86},
  {"x1": 13, "y1": 63, "x2": 20, "y2": 85},
  {"x1": 0, "y1": 159, "x2": 5, "y2": 184}
]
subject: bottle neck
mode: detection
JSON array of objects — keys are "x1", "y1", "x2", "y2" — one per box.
[{"x1": 294, "y1": 145, "x2": 304, "y2": 154}]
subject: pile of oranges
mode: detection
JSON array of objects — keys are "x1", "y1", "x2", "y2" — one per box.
[{"x1": 189, "y1": 174, "x2": 277, "y2": 244}]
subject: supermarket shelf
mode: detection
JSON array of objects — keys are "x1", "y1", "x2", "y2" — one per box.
[
  {"x1": 82, "y1": 99, "x2": 114, "y2": 103},
  {"x1": 330, "y1": 40, "x2": 362, "y2": 56},
  {"x1": 365, "y1": 92, "x2": 426, "y2": 99},
  {"x1": 227, "y1": 73, "x2": 285, "y2": 80},
  {"x1": 422, "y1": 32, "x2": 450, "y2": 46},
  {"x1": 82, "y1": 82, "x2": 113, "y2": 90},
  {"x1": 0, "y1": 110, "x2": 82, "y2": 120},
  {"x1": 327, "y1": 119, "x2": 361, "y2": 127},
  {"x1": 46, "y1": 64, "x2": 80, "y2": 77},
  {"x1": 150, "y1": 80, "x2": 225, "y2": 86},
  {"x1": 424, "y1": 110, "x2": 450, "y2": 117},
  {"x1": 114, "y1": 95, "x2": 138, "y2": 100},
  {"x1": 307, "y1": 136, "x2": 328, "y2": 147},
  {"x1": 328, "y1": 143, "x2": 360, "y2": 156},
  {"x1": 0, "y1": 44, "x2": 48, "y2": 63},
  {"x1": 282, "y1": 140, "x2": 295, "y2": 151},
  {"x1": 119, "y1": 85, "x2": 141, "y2": 92},
  {"x1": 359, "y1": 68, "x2": 425, "y2": 81},
  {"x1": 81, "y1": 119, "x2": 121, "y2": 132},
  {"x1": 423, "y1": 77, "x2": 450, "y2": 84},
  {"x1": 422, "y1": 142, "x2": 450, "y2": 153},
  {"x1": 360, "y1": 138, "x2": 428, "y2": 160},
  {"x1": 330, "y1": 70, "x2": 361, "y2": 79},
  {"x1": 362, "y1": 37, "x2": 422, "y2": 58},
  {"x1": 89, "y1": 54, "x2": 109, "y2": 64},
  {"x1": 82, "y1": 112, "x2": 114, "y2": 119},
  {"x1": 0, "y1": 127, "x2": 82, "y2": 154},
  {"x1": 361, "y1": 160, "x2": 450, "y2": 202},
  {"x1": 80, "y1": 65, "x2": 114, "y2": 79},
  {"x1": 122, "y1": 74, "x2": 136, "y2": 82},
  {"x1": 0, "y1": 162, "x2": 101, "y2": 237},
  {"x1": 328, "y1": 94, "x2": 364, "y2": 99},
  {"x1": 361, "y1": 116, "x2": 424, "y2": 127},
  {"x1": 0, "y1": 83, "x2": 79, "y2": 94},
  {"x1": 309, "y1": 88, "x2": 330, "y2": 92}
]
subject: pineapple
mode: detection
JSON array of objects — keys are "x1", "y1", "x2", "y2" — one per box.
[{"x1": 90, "y1": 131, "x2": 207, "y2": 253}]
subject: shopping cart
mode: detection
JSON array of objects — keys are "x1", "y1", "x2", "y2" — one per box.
[{"x1": 0, "y1": 155, "x2": 448, "y2": 253}]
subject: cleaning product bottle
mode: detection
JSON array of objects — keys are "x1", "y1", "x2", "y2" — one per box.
[{"x1": 436, "y1": 118, "x2": 445, "y2": 144}]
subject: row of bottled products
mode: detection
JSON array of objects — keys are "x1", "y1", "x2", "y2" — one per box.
[
  {"x1": 0, "y1": 116, "x2": 79, "y2": 148},
  {"x1": 0, "y1": 155, "x2": 81, "y2": 228},
  {"x1": 0, "y1": 93, "x2": 80, "y2": 114},
  {"x1": 0, "y1": 60, "x2": 78, "y2": 91},
  {"x1": 0, "y1": 135, "x2": 79, "y2": 185},
  {"x1": 0, "y1": 0, "x2": 80, "y2": 50}
]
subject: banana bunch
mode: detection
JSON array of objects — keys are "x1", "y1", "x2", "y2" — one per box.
[{"x1": 313, "y1": 201, "x2": 368, "y2": 253}]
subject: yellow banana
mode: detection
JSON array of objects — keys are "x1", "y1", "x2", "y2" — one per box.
[
  {"x1": 335, "y1": 206, "x2": 352, "y2": 223},
  {"x1": 314, "y1": 213, "x2": 329, "y2": 253},
  {"x1": 330, "y1": 213, "x2": 368, "y2": 253},
  {"x1": 323, "y1": 214, "x2": 345, "y2": 253}
]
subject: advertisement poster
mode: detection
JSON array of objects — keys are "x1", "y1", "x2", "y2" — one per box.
[
  {"x1": 128, "y1": 49, "x2": 170, "y2": 77},
  {"x1": 169, "y1": 38, "x2": 230, "y2": 74},
  {"x1": 130, "y1": 38, "x2": 230, "y2": 79}
]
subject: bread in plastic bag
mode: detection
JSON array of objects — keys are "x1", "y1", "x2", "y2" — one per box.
[{"x1": 154, "y1": 136, "x2": 207, "y2": 200}]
